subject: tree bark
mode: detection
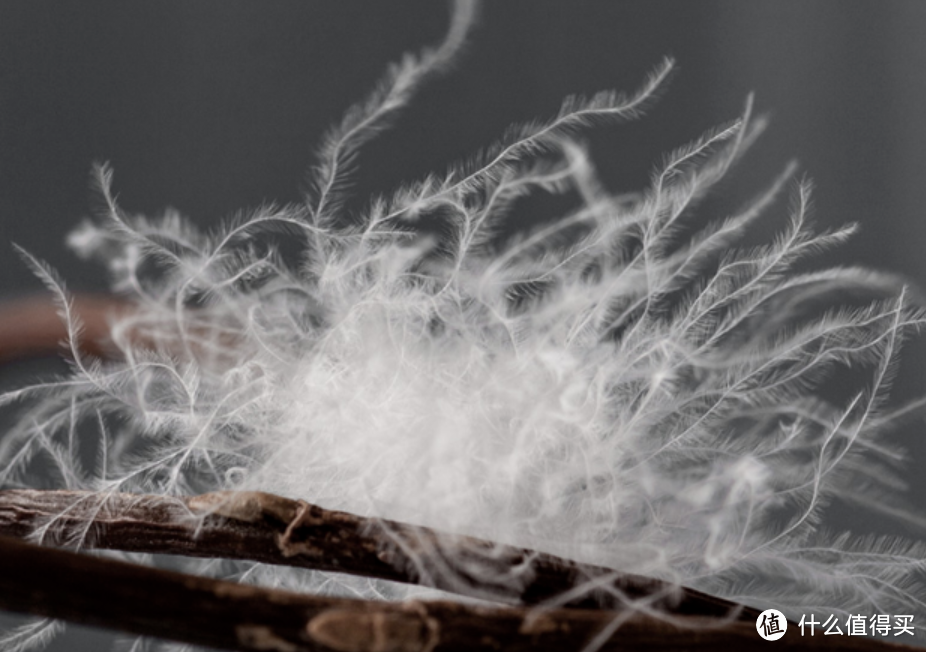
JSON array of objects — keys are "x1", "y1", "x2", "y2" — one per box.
[
  {"x1": 0, "y1": 534, "x2": 917, "y2": 652},
  {"x1": 0, "y1": 488, "x2": 752, "y2": 618}
]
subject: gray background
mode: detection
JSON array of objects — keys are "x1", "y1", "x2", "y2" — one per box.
[{"x1": 1, "y1": 1, "x2": 926, "y2": 648}]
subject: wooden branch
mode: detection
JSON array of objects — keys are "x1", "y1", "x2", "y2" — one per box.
[
  {"x1": 0, "y1": 293, "x2": 245, "y2": 370},
  {"x1": 0, "y1": 534, "x2": 917, "y2": 652},
  {"x1": 0, "y1": 294, "x2": 129, "y2": 364},
  {"x1": 0, "y1": 489, "x2": 754, "y2": 620}
]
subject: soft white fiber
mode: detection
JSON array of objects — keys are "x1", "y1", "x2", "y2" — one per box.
[{"x1": 3, "y1": 1, "x2": 926, "y2": 648}]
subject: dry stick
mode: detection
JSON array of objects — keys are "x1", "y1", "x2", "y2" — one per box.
[
  {"x1": 0, "y1": 489, "x2": 754, "y2": 620},
  {"x1": 0, "y1": 534, "x2": 917, "y2": 652},
  {"x1": 0, "y1": 294, "x2": 129, "y2": 364}
]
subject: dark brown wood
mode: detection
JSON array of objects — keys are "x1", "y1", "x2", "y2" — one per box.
[
  {"x1": 0, "y1": 534, "x2": 916, "y2": 652},
  {"x1": 0, "y1": 295, "x2": 130, "y2": 363},
  {"x1": 0, "y1": 488, "x2": 754, "y2": 619}
]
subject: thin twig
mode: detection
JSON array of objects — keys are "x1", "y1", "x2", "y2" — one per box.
[
  {"x1": 0, "y1": 534, "x2": 916, "y2": 652},
  {"x1": 0, "y1": 295, "x2": 129, "y2": 364},
  {"x1": 0, "y1": 488, "x2": 753, "y2": 618}
]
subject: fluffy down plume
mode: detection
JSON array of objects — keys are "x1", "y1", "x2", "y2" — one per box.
[{"x1": 3, "y1": 0, "x2": 926, "y2": 648}]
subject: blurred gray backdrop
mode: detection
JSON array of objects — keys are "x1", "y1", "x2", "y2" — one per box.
[{"x1": 1, "y1": 1, "x2": 926, "y2": 648}]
